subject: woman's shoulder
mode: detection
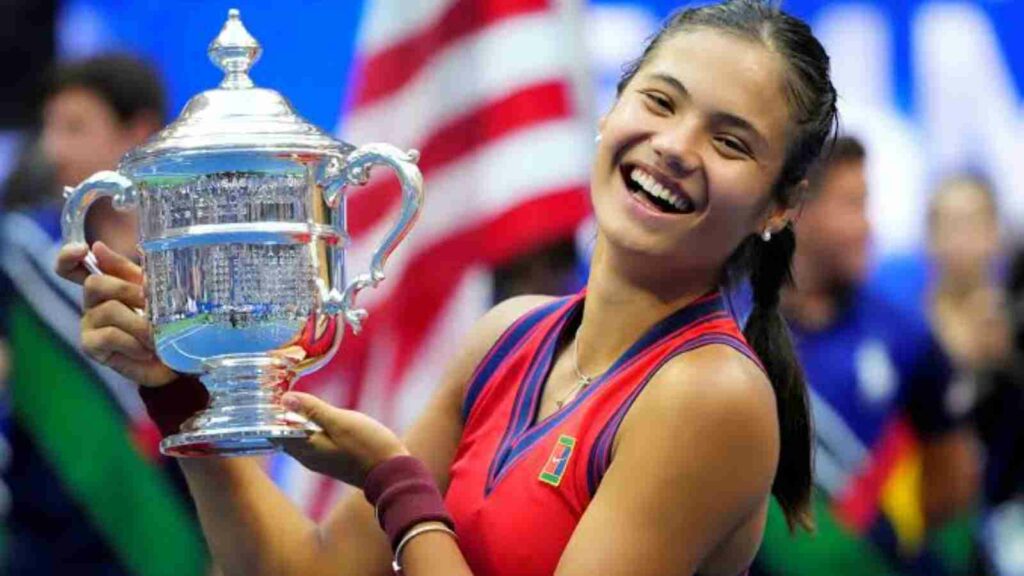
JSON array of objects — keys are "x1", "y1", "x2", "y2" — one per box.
[
  {"x1": 618, "y1": 342, "x2": 780, "y2": 473},
  {"x1": 594, "y1": 344, "x2": 780, "y2": 572},
  {"x1": 444, "y1": 294, "x2": 562, "y2": 399},
  {"x1": 478, "y1": 294, "x2": 561, "y2": 336},
  {"x1": 655, "y1": 343, "x2": 777, "y2": 429}
]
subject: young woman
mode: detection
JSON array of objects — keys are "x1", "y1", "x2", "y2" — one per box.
[{"x1": 56, "y1": 1, "x2": 838, "y2": 574}]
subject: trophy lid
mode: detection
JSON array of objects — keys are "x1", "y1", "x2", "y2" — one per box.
[{"x1": 122, "y1": 9, "x2": 342, "y2": 167}]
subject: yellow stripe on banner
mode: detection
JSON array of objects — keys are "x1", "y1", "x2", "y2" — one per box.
[{"x1": 879, "y1": 449, "x2": 925, "y2": 554}]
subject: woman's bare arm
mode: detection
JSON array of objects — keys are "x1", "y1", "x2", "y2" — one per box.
[{"x1": 175, "y1": 295, "x2": 554, "y2": 576}]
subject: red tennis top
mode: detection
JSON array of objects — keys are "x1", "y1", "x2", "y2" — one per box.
[{"x1": 444, "y1": 290, "x2": 761, "y2": 575}]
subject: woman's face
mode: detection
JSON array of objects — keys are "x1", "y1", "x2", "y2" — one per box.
[{"x1": 591, "y1": 28, "x2": 795, "y2": 275}]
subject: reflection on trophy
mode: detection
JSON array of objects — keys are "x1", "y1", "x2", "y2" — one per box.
[{"x1": 60, "y1": 9, "x2": 423, "y2": 457}]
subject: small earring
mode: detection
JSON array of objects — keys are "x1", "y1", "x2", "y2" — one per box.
[
  {"x1": 761, "y1": 229, "x2": 772, "y2": 242},
  {"x1": 595, "y1": 134, "x2": 602, "y2": 144}
]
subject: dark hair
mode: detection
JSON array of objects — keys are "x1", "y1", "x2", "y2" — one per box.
[
  {"x1": 617, "y1": 0, "x2": 839, "y2": 531},
  {"x1": 45, "y1": 53, "x2": 167, "y2": 125},
  {"x1": 806, "y1": 135, "x2": 865, "y2": 200}
]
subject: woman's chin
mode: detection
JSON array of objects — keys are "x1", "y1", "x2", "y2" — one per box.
[{"x1": 600, "y1": 227, "x2": 682, "y2": 263}]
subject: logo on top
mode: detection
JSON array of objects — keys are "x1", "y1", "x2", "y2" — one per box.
[{"x1": 539, "y1": 435, "x2": 576, "y2": 487}]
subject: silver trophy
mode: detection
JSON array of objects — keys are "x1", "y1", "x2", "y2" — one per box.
[{"x1": 60, "y1": 9, "x2": 423, "y2": 457}]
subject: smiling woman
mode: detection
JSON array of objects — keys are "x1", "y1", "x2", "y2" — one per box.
[
  {"x1": 588, "y1": 0, "x2": 837, "y2": 534},
  {"x1": 56, "y1": 1, "x2": 837, "y2": 575}
]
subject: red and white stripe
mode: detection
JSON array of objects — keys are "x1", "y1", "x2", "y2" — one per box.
[{"x1": 273, "y1": 0, "x2": 592, "y2": 517}]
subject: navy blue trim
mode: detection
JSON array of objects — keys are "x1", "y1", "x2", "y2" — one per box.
[
  {"x1": 585, "y1": 333, "x2": 756, "y2": 495},
  {"x1": 461, "y1": 298, "x2": 569, "y2": 422},
  {"x1": 484, "y1": 297, "x2": 580, "y2": 493},
  {"x1": 483, "y1": 291, "x2": 728, "y2": 495}
]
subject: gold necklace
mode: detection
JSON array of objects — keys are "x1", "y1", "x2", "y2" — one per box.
[{"x1": 556, "y1": 326, "x2": 596, "y2": 410}]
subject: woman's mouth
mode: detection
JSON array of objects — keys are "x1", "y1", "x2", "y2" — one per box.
[{"x1": 620, "y1": 164, "x2": 695, "y2": 215}]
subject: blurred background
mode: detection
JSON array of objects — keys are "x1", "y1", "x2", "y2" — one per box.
[{"x1": 0, "y1": 0, "x2": 1021, "y2": 575}]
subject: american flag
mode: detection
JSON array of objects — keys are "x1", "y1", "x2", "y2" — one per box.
[{"x1": 271, "y1": 0, "x2": 593, "y2": 518}]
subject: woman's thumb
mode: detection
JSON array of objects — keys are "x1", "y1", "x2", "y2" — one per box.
[{"x1": 283, "y1": 392, "x2": 337, "y2": 432}]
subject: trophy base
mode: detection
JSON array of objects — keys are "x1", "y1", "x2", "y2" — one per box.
[
  {"x1": 161, "y1": 422, "x2": 314, "y2": 457},
  {"x1": 160, "y1": 358, "x2": 320, "y2": 458}
]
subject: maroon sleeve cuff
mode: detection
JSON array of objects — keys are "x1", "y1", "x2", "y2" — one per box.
[
  {"x1": 363, "y1": 456, "x2": 454, "y2": 550},
  {"x1": 138, "y1": 375, "x2": 209, "y2": 437}
]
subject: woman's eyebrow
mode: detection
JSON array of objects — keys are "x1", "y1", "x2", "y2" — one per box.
[
  {"x1": 709, "y1": 111, "x2": 768, "y2": 149},
  {"x1": 650, "y1": 72, "x2": 690, "y2": 98}
]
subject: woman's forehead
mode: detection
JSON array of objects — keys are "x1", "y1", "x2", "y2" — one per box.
[{"x1": 643, "y1": 29, "x2": 792, "y2": 141}]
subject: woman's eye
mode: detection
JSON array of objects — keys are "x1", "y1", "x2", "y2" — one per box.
[
  {"x1": 642, "y1": 92, "x2": 673, "y2": 113},
  {"x1": 716, "y1": 136, "x2": 751, "y2": 157}
]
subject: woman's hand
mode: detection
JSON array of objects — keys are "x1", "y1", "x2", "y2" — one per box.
[
  {"x1": 55, "y1": 241, "x2": 177, "y2": 388},
  {"x1": 279, "y1": 392, "x2": 410, "y2": 488}
]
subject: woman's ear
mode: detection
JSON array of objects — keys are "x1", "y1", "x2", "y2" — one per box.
[
  {"x1": 787, "y1": 179, "x2": 810, "y2": 223},
  {"x1": 791, "y1": 179, "x2": 810, "y2": 208},
  {"x1": 765, "y1": 179, "x2": 808, "y2": 233}
]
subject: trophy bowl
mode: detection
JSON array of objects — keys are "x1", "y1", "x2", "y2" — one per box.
[{"x1": 60, "y1": 9, "x2": 423, "y2": 457}]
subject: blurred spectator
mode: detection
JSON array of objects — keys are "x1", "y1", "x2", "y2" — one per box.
[
  {"x1": 754, "y1": 136, "x2": 980, "y2": 576},
  {"x1": 875, "y1": 173, "x2": 1024, "y2": 574},
  {"x1": 925, "y1": 177, "x2": 1024, "y2": 575},
  {"x1": 0, "y1": 54, "x2": 207, "y2": 575},
  {"x1": 926, "y1": 175, "x2": 1011, "y2": 374},
  {"x1": 41, "y1": 53, "x2": 166, "y2": 257}
]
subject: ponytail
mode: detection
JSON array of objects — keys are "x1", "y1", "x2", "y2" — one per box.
[{"x1": 740, "y1": 227, "x2": 814, "y2": 531}]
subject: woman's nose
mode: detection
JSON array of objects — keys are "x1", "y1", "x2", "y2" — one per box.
[{"x1": 650, "y1": 121, "x2": 702, "y2": 177}]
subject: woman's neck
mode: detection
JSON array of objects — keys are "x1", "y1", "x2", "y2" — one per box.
[{"x1": 575, "y1": 237, "x2": 717, "y2": 377}]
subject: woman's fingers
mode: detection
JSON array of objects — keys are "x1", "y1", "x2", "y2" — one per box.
[
  {"x1": 83, "y1": 299, "x2": 154, "y2": 350},
  {"x1": 83, "y1": 273, "x2": 146, "y2": 310},
  {"x1": 102, "y1": 352, "x2": 177, "y2": 388},
  {"x1": 81, "y1": 325, "x2": 155, "y2": 362},
  {"x1": 54, "y1": 241, "x2": 143, "y2": 286},
  {"x1": 280, "y1": 432, "x2": 336, "y2": 460},
  {"x1": 92, "y1": 241, "x2": 144, "y2": 284},
  {"x1": 56, "y1": 240, "x2": 177, "y2": 388},
  {"x1": 81, "y1": 322, "x2": 177, "y2": 387},
  {"x1": 55, "y1": 242, "x2": 91, "y2": 285},
  {"x1": 279, "y1": 391, "x2": 409, "y2": 487}
]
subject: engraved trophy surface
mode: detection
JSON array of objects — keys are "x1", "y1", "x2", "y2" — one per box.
[{"x1": 60, "y1": 9, "x2": 423, "y2": 457}]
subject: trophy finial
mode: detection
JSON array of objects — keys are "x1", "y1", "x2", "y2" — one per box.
[{"x1": 208, "y1": 8, "x2": 262, "y2": 90}]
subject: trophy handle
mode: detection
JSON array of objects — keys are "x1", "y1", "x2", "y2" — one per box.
[
  {"x1": 60, "y1": 170, "x2": 137, "y2": 275},
  {"x1": 324, "y1": 144, "x2": 424, "y2": 333}
]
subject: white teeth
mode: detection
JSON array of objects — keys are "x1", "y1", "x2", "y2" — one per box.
[{"x1": 629, "y1": 168, "x2": 690, "y2": 212}]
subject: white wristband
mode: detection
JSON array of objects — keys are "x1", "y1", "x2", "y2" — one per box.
[{"x1": 392, "y1": 522, "x2": 457, "y2": 574}]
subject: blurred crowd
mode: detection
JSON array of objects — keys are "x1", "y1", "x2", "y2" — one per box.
[{"x1": 1, "y1": 3, "x2": 1023, "y2": 576}]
